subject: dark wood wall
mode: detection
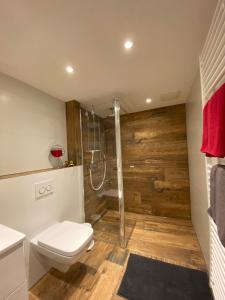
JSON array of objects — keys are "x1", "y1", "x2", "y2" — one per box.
[
  {"x1": 67, "y1": 102, "x2": 191, "y2": 221},
  {"x1": 66, "y1": 100, "x2": 82, "y2": 165},
  {"x1": 104, "y1": 104, "x2": 191, "y2": 219}
]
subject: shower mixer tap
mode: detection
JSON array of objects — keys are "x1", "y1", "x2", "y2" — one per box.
[{"x1": 87, "y1": 149, "x2": 101, "y2": 164}]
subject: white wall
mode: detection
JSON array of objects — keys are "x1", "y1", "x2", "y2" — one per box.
[
  {"x1": 0, "y1": 72, "x2": 67, "y2": 176},
  {"x1": 0, "y1": 166, "x2": 84, "y2": 287},
  {"x1": 186, "y1": 72, "x2": 210, "y2": 268}
]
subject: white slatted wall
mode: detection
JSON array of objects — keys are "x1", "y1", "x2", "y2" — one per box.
[{"x1": 199, "y1": 0, "x2": 225, "y2": 299}]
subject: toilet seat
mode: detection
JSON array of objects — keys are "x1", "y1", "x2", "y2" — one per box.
[{"x1": 36, "y1": 221, "x2": 93, "y2": 257}]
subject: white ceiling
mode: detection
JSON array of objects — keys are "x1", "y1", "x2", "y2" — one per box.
[{"x1": 0, "y1": 0, "x2": 216, "y2": 115}]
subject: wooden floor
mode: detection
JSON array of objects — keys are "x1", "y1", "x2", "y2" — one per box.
[{"x1": 29, "y1": 210, "x2": 206, "y2": 300}]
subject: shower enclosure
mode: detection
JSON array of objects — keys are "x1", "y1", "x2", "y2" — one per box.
[
  {"x1": 85, "y1": 108, "x2": 107, "y2": 191},
  {"x1": 114, "y1": 100, "x2": 125, "y2": 248},
  {"x1": 81, "y1": 100, "x2": 125, "y2": 247}
]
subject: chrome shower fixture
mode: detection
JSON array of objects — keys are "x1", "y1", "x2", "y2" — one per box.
[
  {"x1": 86, "y1": 149, "x2": 101, "y2": 164},
  {"x1": 85, "y1": 106, "x2": 106, "y2": 191}
]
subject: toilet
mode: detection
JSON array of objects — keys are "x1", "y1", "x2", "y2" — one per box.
[{"x1": 31, "y1": 221, "x2": 94, "y2": 272}]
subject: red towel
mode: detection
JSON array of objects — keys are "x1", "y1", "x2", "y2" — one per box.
[{"x1": 201, "y1": 82, "x2": 225, "y2": 158}]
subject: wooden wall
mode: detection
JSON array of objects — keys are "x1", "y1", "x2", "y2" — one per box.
[
  {"x1": 66, "y1": 100, "x2": 83, "y2": 165},
  {"x1": 67, "y1": 103, "x2": 190, "y2": 221},
  {"x1": 104, "y1": 104, "x2": 191, "y2": 219}
]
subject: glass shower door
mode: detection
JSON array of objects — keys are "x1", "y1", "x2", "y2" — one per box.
[
  {"x1": 81, "y1": 100, "x2": 126, "y2": 248},
  {"x1": 114, "y1": 100, "x2": 126, "y2": 248}
]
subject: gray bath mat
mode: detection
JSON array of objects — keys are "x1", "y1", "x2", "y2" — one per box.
[{"x1": 118, "y1": 254, "x2": 212, "y2": 300}]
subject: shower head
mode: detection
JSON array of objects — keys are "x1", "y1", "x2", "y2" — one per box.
[
  {"x1": 107, "y1": 107, "x2": 115, "y2": 117},
  {"x1": 87, "y1": 122, "x2": 99, "y2": 129},
  {"x1": 91, "y1": 105, "x2": 95, "y2": 116}
]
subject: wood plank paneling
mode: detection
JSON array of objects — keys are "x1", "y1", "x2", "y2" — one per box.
[
  {"x1": 104, "y1": 104, "x2": 191, "y2": 219},
  {"x1": 66, "y1": 100, "x2": 82, "y2": 165}
]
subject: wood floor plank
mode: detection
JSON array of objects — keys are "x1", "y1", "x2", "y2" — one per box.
[
  {"x1": 79, "y1": 240, "x2": 114, "y2": 269},
  {"x1": 30, "y1": 262, "x2": 99, "y2": 300},
  {"x1": 130, "y1": 227, "x2": 200, "y2": 251},
  {"x1": 29, "y1": 293, "x2": 40, "y2": 300},
  {"x1": 106, "y1": 247, "x2": 129, "y2": 266},
  {"x1": 88, "y1": 261, "x2": 123, "y2": 300},
  {"x1": 110, "y1": 296, "x2": 125, "y2": 300}
]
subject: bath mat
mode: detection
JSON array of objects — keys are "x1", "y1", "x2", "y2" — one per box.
[{"x1": 118, "y1": 254, "x2": 212, "y2": 300}]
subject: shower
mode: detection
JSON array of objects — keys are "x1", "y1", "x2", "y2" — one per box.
[
  {"x1": 82, "y1": 100, "x2": 125, "y2": 248},
  {"x1": 85, "y1": 108, "x2": 106, "y2": 191}
]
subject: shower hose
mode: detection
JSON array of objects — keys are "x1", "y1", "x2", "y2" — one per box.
[{"x1": 89, "y1": 151, "x2": 107, "y2": 191}]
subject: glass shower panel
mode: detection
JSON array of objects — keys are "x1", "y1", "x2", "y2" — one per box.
[
  {"x1": 81, "y1": 100, "x2": 125, "y2": 248},
  {"x1": 81, "y1": 109, "x2": 107, "y2": 223},
  {"x1": 114, "y1": 100, "x2": 126, "y2": 248}
]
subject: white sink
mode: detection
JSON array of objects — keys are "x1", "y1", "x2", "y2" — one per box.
[
  {"x1": 0, "y1": 224, "x2": 27, "y2": 300},
  {"x1": 0, "y1": 224, "x2": 25, "y2": 256}
]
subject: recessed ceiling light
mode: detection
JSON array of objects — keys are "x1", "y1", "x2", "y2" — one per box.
[
  {"x1": 146, "y1": 98, "x2": 152, "y2": 103},
  {"x1": 124, "y1": 40, "x2": 133, "y2": 49},
  {"x1": 66, "y1": 66, "x2": 74, "y2": 74}
]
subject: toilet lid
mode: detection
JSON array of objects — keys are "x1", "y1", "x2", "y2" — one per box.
[{"x1": 37, "y1": 221, "x2": 93, "y2": 257}]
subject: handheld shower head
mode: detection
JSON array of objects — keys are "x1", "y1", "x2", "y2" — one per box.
[
  {"x1": 107, "y1": 107, "x2": 115, "y2": 117},
  {"x1": 91, "y1": 105, "x2": 95, "y2": 116}
]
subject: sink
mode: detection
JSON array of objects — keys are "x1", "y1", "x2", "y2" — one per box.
[{"x1": 0, "y1": 224, "x2": 25, "y2": 256}]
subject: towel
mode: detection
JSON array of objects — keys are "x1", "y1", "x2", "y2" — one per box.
[
  {"x1": 201, "y1": 82, "x2": 225, "y2": 158},
  {"x1": 208, "y1": 164, "x2": 225, "y2": 247}
]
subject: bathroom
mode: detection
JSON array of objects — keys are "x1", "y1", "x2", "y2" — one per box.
[{"x1": 0, "y1": 0, "x2": 224, "y2": 299}]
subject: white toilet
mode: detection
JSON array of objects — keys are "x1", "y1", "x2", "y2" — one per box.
[{"x1": 31, "y1": 221, "x2": 93, "y2": 272}]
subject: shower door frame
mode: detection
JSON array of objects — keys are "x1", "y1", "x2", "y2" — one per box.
[{"x1": 114, "y1": 100, "x2": 126, "y2": 248}]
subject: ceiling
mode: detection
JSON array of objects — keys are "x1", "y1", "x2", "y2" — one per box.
[{"x1": 0, "y1": 0, "x2": 216, "y2": 116}]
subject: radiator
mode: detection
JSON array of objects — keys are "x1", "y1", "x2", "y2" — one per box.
[{"x1": 199, "y1": 0, "x2": 225, "y2": 299}]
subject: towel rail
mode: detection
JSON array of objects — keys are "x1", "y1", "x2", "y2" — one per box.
[
  {"x1": 200, "y1": 1, "x2": 225, "y2": 299},
  {"x1": 201, "y1": 1, "x2": 223, "y2": 61},
  {"x1": 200, "y1": 0, "x2": 225, "y2": 101},
  {"x1": 201, "y1": 10, "x2": 225, "y2": 82},
  {"x1": 209, "y1": 70, "x2": 225, "y2": 95}
]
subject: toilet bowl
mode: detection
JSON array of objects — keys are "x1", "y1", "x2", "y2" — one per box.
[{"x1": 31, "y1": 221, "x2": 94, "y2": 272}]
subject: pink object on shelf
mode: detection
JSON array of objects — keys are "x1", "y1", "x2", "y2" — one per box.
[{"x1": 201, "y1": 82, "x2": 225, "y2": 158}]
